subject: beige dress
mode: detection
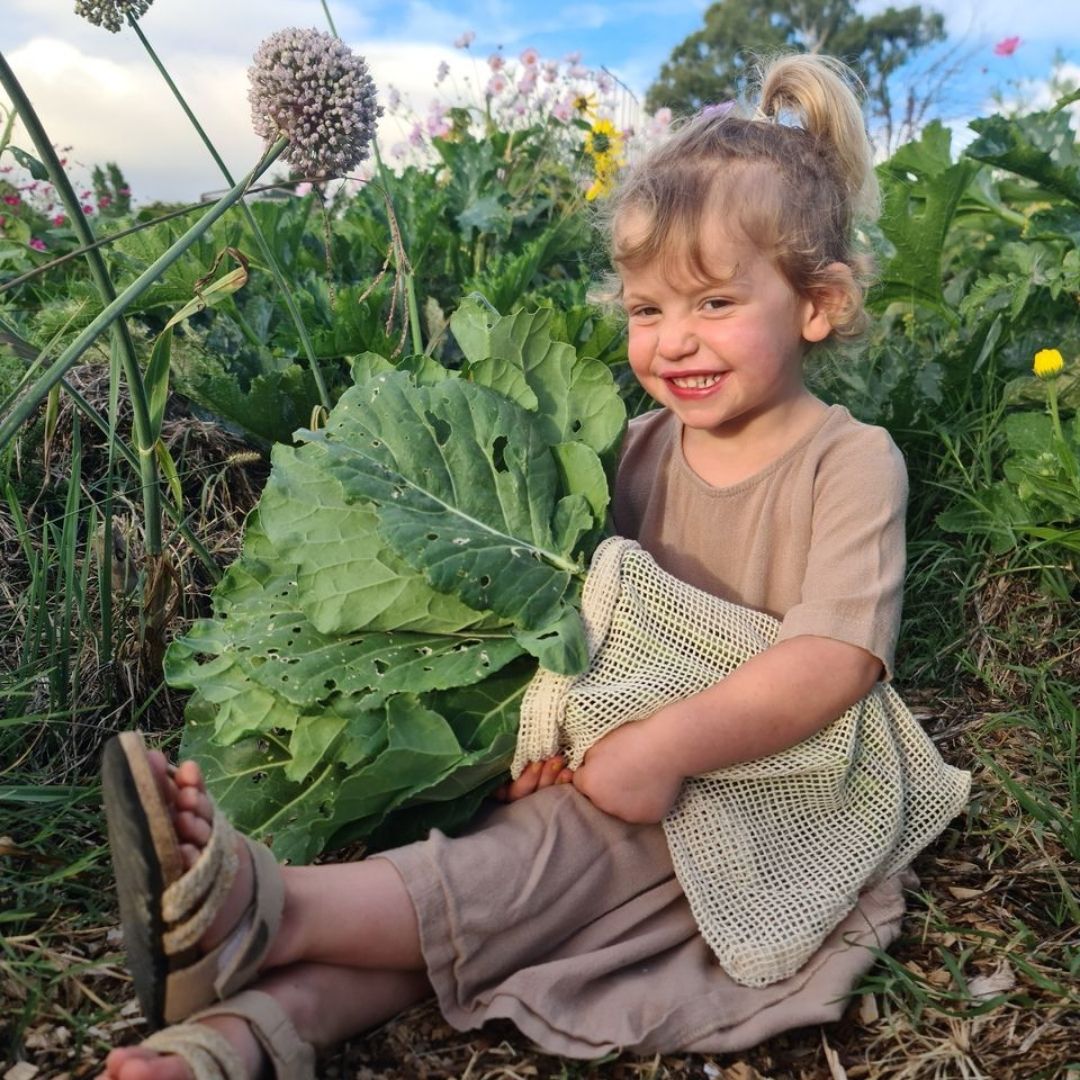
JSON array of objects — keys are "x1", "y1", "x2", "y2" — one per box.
[{"x1": 376, "y1": 404, "x2": 918, "y2": 1057}]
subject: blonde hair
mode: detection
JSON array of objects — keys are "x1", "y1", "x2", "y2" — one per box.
[{"x1": 607, "y1": 53, "x2": 880, "y2": 341}]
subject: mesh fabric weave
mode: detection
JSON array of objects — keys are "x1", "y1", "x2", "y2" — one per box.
[{"x1": 513, "y1": 537, "x2": 971, "y2": 987}]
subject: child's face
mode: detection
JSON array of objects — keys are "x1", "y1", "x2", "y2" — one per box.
[{"x1": 619, "y1": 220, "x2": 833, "y2": 444}]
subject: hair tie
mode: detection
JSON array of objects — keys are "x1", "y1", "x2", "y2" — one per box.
[{"x1": 697, "y1": 100, "x2": 735, "y2": 122}]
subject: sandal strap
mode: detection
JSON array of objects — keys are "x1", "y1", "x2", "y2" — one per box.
[
  {"x1": 163, "y1": 834, "x2": 285, "y2": 1025},
  {"x1": 190, "y1": 990, "x2": 316, "y2": 1080},
  {"x1": 143, "y1": 1022, "x2": 247, "y2": 1080},
  {"x1": 162, "y1": 810, "x2": 240, "y2": 955}
]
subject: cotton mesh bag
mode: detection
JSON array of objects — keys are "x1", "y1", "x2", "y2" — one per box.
[{"x1": 514, "y1": 536, "x2": 971, "y2": 988}]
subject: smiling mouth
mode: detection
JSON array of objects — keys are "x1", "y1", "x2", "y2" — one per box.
[{"x1": 669, "y1": 374, "x2": 725, "y2": 389}]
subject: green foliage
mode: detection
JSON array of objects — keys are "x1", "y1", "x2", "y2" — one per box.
[
  {"x1": 168, "y1": 300, "x2": 625, "y2": 860},
  {"x1": 645, "y1": 0, "x2": 945, "y2": 123}
]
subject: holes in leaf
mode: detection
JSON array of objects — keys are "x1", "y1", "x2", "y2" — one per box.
[
  {"x1": 479, "y1": 575, "x2": 491, "y2": 587},
  {"x1": 425, "y1": 410, "x2": 452, "y2": 446},
  {"x1": 491, "y1": 435, "x2": 509, "y2": 473},
  {"x1": 324, "y1": 678, "x2": 337, "y2": 691},
  {"x1": 373, "y1": 658, "x2": 389, "y2": 674},
  {"x1": 426, "y1": 532, "x2": 439, "y2": 541},
  {"x1": 371, "y1": 439, "x2": 381, "y2": 448},
  {"x1": 251, "y1": 770, "x2": 268, "y2": 786},
  {"x1": 571, "y1": 418, "x2": 582, "y2": 433}
]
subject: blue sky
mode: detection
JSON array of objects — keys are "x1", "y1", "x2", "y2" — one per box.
[{"x1": 1, "y1": 0, "x2": 1078, "y2": 200}]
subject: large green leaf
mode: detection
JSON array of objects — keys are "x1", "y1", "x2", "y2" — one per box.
[
  {"x1": 300, "y1": 372, "x2": 590, "y2": 671},
  {"x1": 257, "y1": 444, "x2": 495, "y2": 635},
  {"x1": 872, "y1": 122, "x2": 980, "y2": 316},
  {"x1": 966, "y1": 108, "x2": 1080, "y2": 208},
  {"x1": 451, "y1": 299, "x2": 625, "y2": 458}
]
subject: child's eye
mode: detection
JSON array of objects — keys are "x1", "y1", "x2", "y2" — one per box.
[
  {"x1": 702, "y1": 297, "x2": 730, "y2": 311},
  {"x1": 629, "y1": 305, "x2": 659, "y2": 319}
]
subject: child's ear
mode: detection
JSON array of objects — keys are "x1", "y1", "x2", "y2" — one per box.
[{"x1": 800, "y1": 262, "x2": 856, "y2": 343}]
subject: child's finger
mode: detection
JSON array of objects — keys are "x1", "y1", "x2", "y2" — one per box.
[
  {"x1": 502, "y1": 760, "x2": 543, "y2": 801},
  {"x1": 535, "y1": 755, "x2": 566, "y2": 790},
  {"x1": 556, "y1": 768, "x2": 575, "y2": 784}
]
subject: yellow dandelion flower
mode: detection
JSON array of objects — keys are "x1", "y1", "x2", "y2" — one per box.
[
  {"x1": 572, "y1": 91, "x2": 598, "y2": 118},
  {"x1": 585, "y1": 118, "x2": 623, "y2": 161},
  {"x1": 1033, "y1": 348, "x2": 1065, "y2": 379}
]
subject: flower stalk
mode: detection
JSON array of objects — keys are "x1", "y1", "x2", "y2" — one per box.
[
  {"x1": 127, "y1": 15, "x2": 332, "y2": 408},
  {"x1": 0, "y1": 51, "x2": 163, "y2": 554}
]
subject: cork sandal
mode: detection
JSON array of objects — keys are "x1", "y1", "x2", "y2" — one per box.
[
  {"x1": 139, "y1": 989, "x2": 315, "y2": 1080},
  {"x1": 102, "y1": 731, "x2": 285, "y2": 1029}
]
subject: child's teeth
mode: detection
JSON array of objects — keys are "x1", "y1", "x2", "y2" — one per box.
[{"x1": 672, "y1": 374, "x2": 721, "y2": 388}]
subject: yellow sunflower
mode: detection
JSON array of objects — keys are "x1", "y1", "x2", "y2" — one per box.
[{"x1": 584, "y1": 118, "x2": 623, "y2": 162}]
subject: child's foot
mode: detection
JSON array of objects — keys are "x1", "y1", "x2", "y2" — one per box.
[
  {"x1": 145, "y1": 750, "x2": 257, "y2": 961},
  {"x1": 98, "y1": 1013, "x2": 263, "y2": 1080}
]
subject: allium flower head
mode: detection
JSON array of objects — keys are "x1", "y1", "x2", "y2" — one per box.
[
  {"x1": 74, "y1": 0, "x2": 153, "y2": 33},
  {"x1": 248, "y1": 27, "x2": 382, "y2": 178}
]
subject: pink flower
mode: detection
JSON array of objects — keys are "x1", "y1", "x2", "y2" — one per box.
[
  {"x1": 488, "y1": 52, "x2": 505, "y2": 72},
  {"x1": 454, "y1": 30, "x2": 475, "y2": 48},
  {"x1": 3, "y1": 194, "x2": 20, "y2": 206},
  {"x1": 564, "y1": 51, "x2": 581, "y2": 65},
  {"x1": 29, "y1": 237, "x2": 46, "y2": 251},
  {"x1": 80, "y1": 190, "x2": 91, "y2": 198},
  {"x1": 436, "y1": 60, "x2": 450, "y2": 84},
  {"x1": 408, "y1": 123, "x2": 424, "y2": 147},
  {"x1": 542, "y1": 60, "x2": 558, "y2": 83},
  {"x1": 52, "y1": 214, "x2": 66, "y2": 226},
  {"x1": 994, "y1": 36, "x2": 1021, "y2": 57},
  {"x1": 119, "y1": 186, "x2": 131, "y2": 196},
  {"x1": 553, "y1": 95, "x2": 574, "y2": 123},
  {"x1": 486, "y1": 74, "x2": 507, "y2": 96},
  {"x1": 99, "y1": 195, "x2": 112, "y2": 209},
  {"x1": 569, "y1": 64, "x2": 588, "y2": 79},
  {"x1": 82, "y1": 203, "x2": 95, "y2": 214},
  {"x1": 597, "y1": 72, "x2": 613, "y2": 95},
  {"x1": 518, "y1": 70, "x2": 537, "y2": 95},
  {"x1": 294, "y1": 182, "x2": 313, "y2": 197},
  {"x1": 520, "y1": 47, "x2": 539, "y2": 67}
]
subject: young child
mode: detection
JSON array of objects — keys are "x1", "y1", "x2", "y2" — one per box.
[{"x1": 98, "y1": 54, "x2": 967, "y2": 1080}]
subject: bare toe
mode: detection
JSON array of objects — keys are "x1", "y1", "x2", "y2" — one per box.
[
  {"x1": 174, "y1": 759, "x2": 205, "y2": 792},
  {"x1": 175, "y1": 809, "x2": 211, "y2": 849}
]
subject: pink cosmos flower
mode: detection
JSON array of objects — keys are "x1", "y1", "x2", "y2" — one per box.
[
  {"x1": 99, "y1": 195, "x2": 112, "y2": 209},
  {"x1": 294, "y1": 182, "x2": 313, "y2": 196},
  {"x1": 994, "y1": 36, "x2": 1021, "y2": 57},
  {"x1": 518, "y1": 70, "x2": 537, "y2": 95},
  {"x1": 436, "y1": 60, "x2": 450, "y2": 84},
  {"x1": 520, "y1": 47, "x2": 539, "y2": 67},
  {"x1": 408, "y1": 123, "x2": 424, "y2": 147},
  {"x1": 542, "y1": 60, "x2": 558, "y2": 83},
  {"x1": 119, "y1": 186, "x2": 131, "y2": 196},
  {"x1": 553, "y1": 95, "x2": 574, "y2": 123},
  {"x1": 486, "y1": 73, "x2": 507, "y2": 96},
  {"x1": 52, "y1": 214, "x2": 66, "y2": 226},
  {"x1": 29, "y1": 237, "x2": 46, "y2": 251},
  {"x1": 569, "y1": 64, "x2": 588, "y2": 79},
  {"x1": 564, "y1": 51, "x2": 581, "y2": 65},
  {"x1": 597, "y1": 72, "x2": 613, "y2": 94},
  {"x1": 3, "y1": 194, "x2": 20, "y2": 206},
  {"x1": 454, "y1": 30, "x2": 476, "y2": 48},
  {"x1": 488, "y1": 52, "x2": 505, "y2": 72},
  {"x1": 82, "y1": 203, "x2": 95, "y2": 214}
]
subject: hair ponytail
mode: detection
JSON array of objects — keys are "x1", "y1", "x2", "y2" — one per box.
[{"x1": 755, "y1": 53, "x2": 879, "y2": 225}]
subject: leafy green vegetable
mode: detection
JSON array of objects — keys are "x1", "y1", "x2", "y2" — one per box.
[{"x1": 170, "y1": 301, "x2": 625, "y2": 860}]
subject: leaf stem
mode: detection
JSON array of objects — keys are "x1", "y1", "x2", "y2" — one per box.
[
  {"x1": 0, "y1": 137, "x2": 289, "y2": 451},
  {"x1": 129, "y1": 17, "x2": 332, "y2": 409},
  {"x1": 319, "y1": 0, "x2": 340, "y2": 38}
]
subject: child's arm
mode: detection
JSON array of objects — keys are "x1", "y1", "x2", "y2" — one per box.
[{"x1": 570, "y1": 633, "x2": 881, "y2": 824}]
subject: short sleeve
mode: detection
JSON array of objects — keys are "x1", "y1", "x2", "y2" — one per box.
[{"x1": 775, "y1": 426, "x2": 908, "y2": 679}]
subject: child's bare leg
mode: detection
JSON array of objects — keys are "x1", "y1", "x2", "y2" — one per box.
[
  {"x1": 147, "y1": 752, "x2": 425, "y2": 974},
  {"x1": 99, "y1": 962, "x2": 431, "y2": 1080}
]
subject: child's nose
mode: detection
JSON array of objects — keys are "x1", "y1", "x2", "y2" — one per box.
[{"x1": 657, "y1": 320, "x2": 698, "y2": 361}]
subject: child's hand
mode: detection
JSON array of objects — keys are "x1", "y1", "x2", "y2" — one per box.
[
  {"x1": 493, "y1": 755, "x2": 574, "y2": 802},
  {"x1": 571, "y1": 722, "x2": 684, "y2": 824}
]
